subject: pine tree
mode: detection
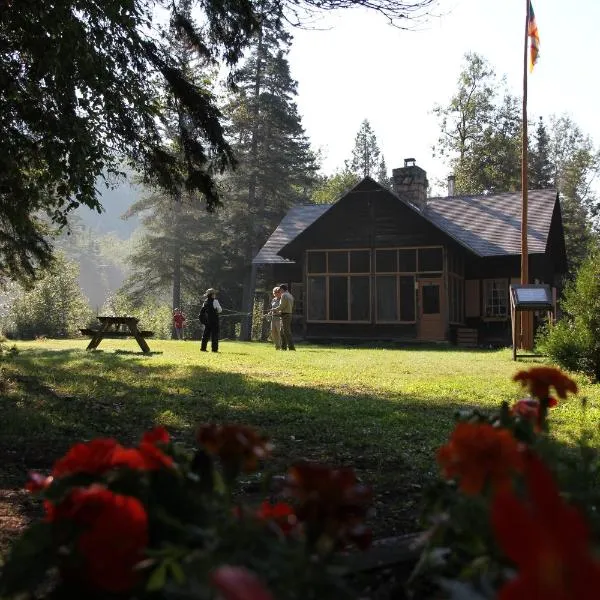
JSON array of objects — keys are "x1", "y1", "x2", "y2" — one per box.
[
  {"x1": 348, "y1": 120, "x2": 381, "y2": 178},
  {"x1": 377, "y1": 156, "x2": 391, "y2": 189},
  {"x1": 529, "y1": 117, "x2": 554, "y2": 189},
  {"x1": 221, "y1": 10, "x2": 318, "y2": 338},
  {"x1": 118, "y1": 6, "x2": 223, "y2": 335}
]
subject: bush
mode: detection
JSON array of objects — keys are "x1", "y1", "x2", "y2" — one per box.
[
  {"x1": 409, "y1": 366, "x2": 600, "y2": 599},
  {"x1": 537, "y1": 251, "x2": 600, "y2": 380},
  {"x1": 1, "y1": 253, "x2": 93, "y2": 339},
  {"x1": 0, "y1": 425, "x2": 372, "y2": 600},
  {"x1": 102, "y1": 292, "x2": 172, "y2": 339}
]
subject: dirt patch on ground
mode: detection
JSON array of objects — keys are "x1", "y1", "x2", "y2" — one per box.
[{"x1": 0, "y1": 489, "x2": 40, "y2": 557}]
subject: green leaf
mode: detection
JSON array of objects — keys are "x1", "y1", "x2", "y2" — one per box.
[
  {"x1": 168, "y1": 560, "x2": 186, "y2": 585},
  {"x1": 146, "y1": 561, "x2": 168, "y2": 592}
]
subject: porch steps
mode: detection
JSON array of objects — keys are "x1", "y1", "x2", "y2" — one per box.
[{"x1": 456, "y1": 327, "x2": 478, "y2": 348}]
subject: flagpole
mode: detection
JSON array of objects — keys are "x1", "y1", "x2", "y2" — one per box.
[{"x1": 520, "y1": 0, "x2": 532, "y2": 349}]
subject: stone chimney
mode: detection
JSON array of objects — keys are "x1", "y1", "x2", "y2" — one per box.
[
  {"x1": 447, "y1": 175, "x2": 455, "y2": 197},
  {"x1": 391, "y1": 158, "x2": 429, "y2": 211}
]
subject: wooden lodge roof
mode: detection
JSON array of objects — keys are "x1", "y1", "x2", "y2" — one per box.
[
  {"x1": 425, "y1": 189, "x2": 557, "y2": 257},
  {"x1": 252, "y1": 204, "x2": 331, "y2": 264},
  {"x1": 253, "y1": 180, "x2": 559, "y2": 264}
]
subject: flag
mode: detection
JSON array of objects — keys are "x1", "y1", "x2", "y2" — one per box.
[{"x1": 528, "y1": 0, "x2": 540, "y2": 72}]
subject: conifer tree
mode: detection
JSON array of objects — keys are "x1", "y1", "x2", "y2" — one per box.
[
  {"x1": 529, "y1": 116, "x2": 554, "y2": 189},
  {"x1": 377, "y1": 156, "x2": 391, "y2": 189},
  {"x1": 220, "y1": 9, "x2": 318, "y2": 338},
  {"x1": 348, "y1": 120, "x2": 381, "y2": 178}
]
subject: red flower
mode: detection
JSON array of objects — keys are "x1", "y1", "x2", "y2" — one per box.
[
  {"x1": 513, "y1": 366, "x2": 577, "y2": 400},
  {"x1": 256, "y1": 501, "x2": 298, "y2": 535},
  {"x1": 437, "y1": 422, "x2": 524, "y2": 495},
  {"x1": 52, "y1": 429, "x2": 173, "y2": 478},
  {"x1": 197, "y1": 424, "x2": 273, "y2": 473},
  {"x1": 52, "y1": 486, "x2": 148, "y2": 593},
  {"x1": 52, "y1": 438, "x2": 121, "y2": 477},
  {"x1": 211, "y1": 566, "x2": 274, "y2": 600},
  {"x1": 141, "y1": 426, "x2": 170, "y2": 445},
  {"x1": 492, "y1": 452, "x2": 600, "y2": 600},
  {"x1": 285, "y1": 462, "x2": 372, "y2": 550}
]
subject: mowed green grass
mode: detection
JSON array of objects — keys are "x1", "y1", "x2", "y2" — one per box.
[{"x1": 1, "y1": 338, "x2": 599, "y2": 536}]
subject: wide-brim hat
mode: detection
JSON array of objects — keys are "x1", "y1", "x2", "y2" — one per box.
[{"x1": 204, "y1": 288, "x2": 217, "y2": 296}]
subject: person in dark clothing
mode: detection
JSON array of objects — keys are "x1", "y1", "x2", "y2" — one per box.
[{"x1": 199, "y1": 288, "x2": 222, "y2": 352}]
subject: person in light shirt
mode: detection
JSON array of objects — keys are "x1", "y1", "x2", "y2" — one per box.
[
  {"x1": 275, "y1": 284, "x2": 295, "y2": 351},
  {"x1": 269, "y1": 286, "x2": 282, "y2": 350},
  {"x1": 199, "y1": 288, "x2": 222, "y2": 353}
]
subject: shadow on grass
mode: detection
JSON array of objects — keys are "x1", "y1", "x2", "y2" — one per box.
[{"x1": 0, "y1": 347, "x2": 525, "y2": 537}]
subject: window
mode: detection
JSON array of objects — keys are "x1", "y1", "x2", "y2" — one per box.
[
  {"x1": 483, "y1": 279, "x2": 508, "y2": 318},
  {"x1": 375, "y1": 275, "x2": 415, "y2": 322},
  {"x1": 350, "y1": 277, "x2": 370, "y2": 320},
  {"x1": 421, "y1": 283, "x2": 440, "y2": 314},
  {"x1": 305, "y1": 247, "x2": 439, "y2": 323},
  {"x1": 376, "y1": 276, "x2": 398, "y2": 320},
  {"x1": 291, "y1": 283, "x2": 304, "y2": 315},
  {"x1": 328, "y1": 251, "x2": 348, "y2": 273},
  {"x1": 399, "y1": 276, "x2": 416, "y2": 321},
  {"x1": 448, "y1": 273, "x2": 465, "y2": 324},
  {"x1": 308, "y1": 252, "x2": 326, "y2": 273},
  {"x1": 418, "y1": 248, "x2": 443, "y2": 272},
  {"x1": 376, "y1": 250, "x2": 397, "y2": 273},
  {"x1": 306, "y1": 250, "x2": 372, "y2": 322},
  {"x1": 307, "y1": 277, "x2": 326, "y2": 320},
  {"x1": 398, "y1": 249, "x2": 416, "y2": 272}
]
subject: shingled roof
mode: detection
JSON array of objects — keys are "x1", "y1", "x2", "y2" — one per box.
[
  {"x1": 252, "y1": 204, "x2": 331, "y2": 264},
  {"x1": 425, "y1": 189, "x2": 557, "y2": 257},
  {"x1": 253, "y1": 185, "x2": 558, "y2": 264}
]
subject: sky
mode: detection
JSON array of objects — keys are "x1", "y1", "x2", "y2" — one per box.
[{"x1": 285, "y1": 0, "x2": 599, "y2": 195}]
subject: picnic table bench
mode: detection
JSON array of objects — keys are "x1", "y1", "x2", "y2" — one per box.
[{"x1": 80, "y1": 316, "x2": 154, "y2": 353}]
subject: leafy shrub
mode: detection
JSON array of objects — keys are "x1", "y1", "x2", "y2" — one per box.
[
  {"x1": 1, "y1": 253, "x2": 93, "y2": 339},
  {"x1": 102, "y1": 292, "x2": 172, "y2": 339},
  {"x1": 0, "y1": 425, "x2": 371, "y2": 600},
  {"x1": 410, "y1": 366, "x2": 600, "y2": 599},
  {"x1": 537, "y1": 251, "x2": 600, "y2": 380}
]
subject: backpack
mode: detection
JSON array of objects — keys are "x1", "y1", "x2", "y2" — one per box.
[{"x1": 199, "y1": 305, "x2": 208, "y2": 325}]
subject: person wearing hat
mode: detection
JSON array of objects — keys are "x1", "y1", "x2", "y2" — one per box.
[{"x1": 199, "y1": 288, "x2": 222, "y2": 352}]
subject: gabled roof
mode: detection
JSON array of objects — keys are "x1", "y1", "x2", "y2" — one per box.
[
  {"x1": 252, "y1": 204, "x2": 331, "y2": 264},
  {"x1": 253, "y1": 180, "x2": 559, "y2": 264},
  {"x1": 426, "y1": 189, "x2": 557, "y2": 257}
]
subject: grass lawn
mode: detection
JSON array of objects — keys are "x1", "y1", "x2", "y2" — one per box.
[{"x1": 1, "y1": 338, "x2": 599, "y2": 553}]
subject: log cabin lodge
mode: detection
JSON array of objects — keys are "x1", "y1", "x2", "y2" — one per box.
[{"x1": 252, "y1": 159, "x2": 567, "y2": 347}]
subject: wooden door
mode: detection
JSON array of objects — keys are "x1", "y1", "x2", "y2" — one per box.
[{"x1": 418, "y1": 279, "x2": 445, "y2": 341}]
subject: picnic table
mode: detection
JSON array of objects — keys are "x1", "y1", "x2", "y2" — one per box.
[{"x1": 80, "y1": 316, "x2": 154, "y2": 354}]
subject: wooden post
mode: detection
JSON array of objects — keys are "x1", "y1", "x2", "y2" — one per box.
[{"x1": 520, "y1": 0, "x2": 534, "y2": 350}]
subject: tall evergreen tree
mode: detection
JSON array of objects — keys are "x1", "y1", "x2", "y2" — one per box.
[
  {"x1": 548, "y1": 115, "x2": 600, "y2": 272},
  {"x1": 118, "y1": 3, "x2": 222, "y2": 333},
  {"x1": 529, "y1": 117, "x2": 554, "y2": 189},
  {"x1": 220, "y1": 10, "x2": 318, "y2": 338},
  {"x1": 377, "y1": 156, "x2": 391, "y2": 189},
  {"x1": 348, "y1": 120, "x2": 381, "y2": 178}
]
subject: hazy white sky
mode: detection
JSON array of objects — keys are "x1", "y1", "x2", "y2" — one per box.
[{"x1": 286, "y1": 0, "x2": 598, "y2": 194}]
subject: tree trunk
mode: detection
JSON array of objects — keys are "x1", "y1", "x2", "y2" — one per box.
[
  {"x1": 240, "y1": 22, "x2": 264, "y2": 341},
  {"x1": 171, "y1": 195, "x2": 182, "y2": 339}
]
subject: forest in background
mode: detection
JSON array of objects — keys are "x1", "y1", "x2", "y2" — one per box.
[{"x1": 2, "y1": 45, "x2": 600, "y2": 340}]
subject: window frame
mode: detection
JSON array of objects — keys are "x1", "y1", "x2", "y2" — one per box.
[
  {"x1": 305, "y1": 249, "x2": 372, "y2": 323},
  {"x1": 483, "y1": 278, "x2": 509, "y2": 320},
  {"x1": 305, "y1": 246, "x2": 443, "y2": 324}
]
